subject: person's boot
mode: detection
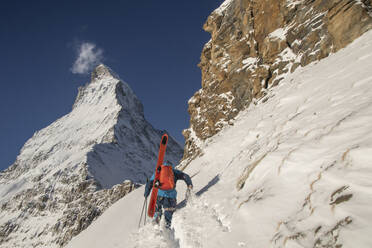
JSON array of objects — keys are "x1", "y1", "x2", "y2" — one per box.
[{"x1": 152, "y1": 213, "x2": 161, "y2": 225}]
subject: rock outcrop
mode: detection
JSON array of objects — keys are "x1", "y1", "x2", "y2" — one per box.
[
  {"x1": 182, "y1": 0, "x2": 372, "y2": 162},
  {"x1": 0, "y1": 64, "x2": 183, "y2": 247}
]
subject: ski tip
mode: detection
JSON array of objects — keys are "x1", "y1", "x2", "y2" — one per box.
[{"x1": 161, "y1": 134, "x2": 168, "y2": 145}]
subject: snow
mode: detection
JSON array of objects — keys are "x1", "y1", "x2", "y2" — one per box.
[
  {"x1": 278, "y1": 47, "x2": 297, "y2": 61},
  {"x1": 242, "y1": 57, "x2": 257, "y2": 65},
  {"x1": 218, "y1": 92, "x2": 234, "y2": 103},
  {"x1": 268, "y1": 28, "x2": 287, "y2": 40},
  {"x1": 240, "y1": 57, "x2": 258, "y2": 72},
  {"x1": 286, "y1": 0, "x2": 304, "y2": 9},
  {"x1": 218, "y1": 53, "x2": 232, "y2": 72},
  {"x1": 214, "y1": 0, "x2": 234, "y2": 15},
  {"x1": 67, "y1": 30, "x2": 372, "y2": 248}
]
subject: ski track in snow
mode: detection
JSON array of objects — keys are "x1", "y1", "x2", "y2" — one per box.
[
  {"x1": 173, "y1": 194, "x2": 230, "y2": 248},
  {"x1": 131, "y1": 193, "x2": 230, "y2": 248},
  {"x1": 67, "y1": 30, "x2": 372, "y2": 248},
  {"x1": 131, "y1": 223, "x2": 179, "y2": 248}
]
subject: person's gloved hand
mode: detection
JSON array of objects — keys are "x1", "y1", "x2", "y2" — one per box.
[
  {"x1": 144, "y1": 188, "x2": 150, "y2": 198},
  {"x1": 186, "y1": 185, "x2": 193, "y2": 201}
]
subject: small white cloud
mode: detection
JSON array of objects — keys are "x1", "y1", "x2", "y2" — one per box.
[{"x1": 71, "y1": 42, "x2": 103, "y2": 74}]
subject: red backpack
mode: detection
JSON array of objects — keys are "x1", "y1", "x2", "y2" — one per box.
[{"x1": 159, "y1": 164, "x2": 175, "y2": 190}]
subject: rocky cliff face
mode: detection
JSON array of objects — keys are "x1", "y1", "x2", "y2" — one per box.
[
  {"x1": 182, "y1": 0, "x2": 372, "y2": 162},
  {"x1": 0, "y1": 65, "x2": 183, "y2": 247}
]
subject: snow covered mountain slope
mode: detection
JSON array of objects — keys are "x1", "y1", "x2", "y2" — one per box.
[
  {"x1": 0, "y1": 64, "x2": 183, "y2": 247},
  {"x1": 67, "y1": 30, "x2": 372, "y2": 248}
]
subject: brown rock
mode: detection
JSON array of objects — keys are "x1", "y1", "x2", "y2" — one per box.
[{"x1": 182, "y1": 0, "x2": 372, "y2": 162}]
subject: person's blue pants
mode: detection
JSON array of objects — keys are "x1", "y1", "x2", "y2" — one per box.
[{"x1": 154, "y1": 196, "x2": 177, "y2": 228}]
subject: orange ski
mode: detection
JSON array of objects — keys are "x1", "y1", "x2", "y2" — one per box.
[{"x1": 147, "y1": 133, "x2": 168, "y2": 217}]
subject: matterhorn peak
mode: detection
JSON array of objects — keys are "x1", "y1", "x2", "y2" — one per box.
[
  {"x1": 91, "y1": 64, "x2": 120, "y2": 82},
  {"x1": 0, "y1": 65, "x2": 183, "y2": 247},
  {"x1": 73, "y1": 64, "x2": 142, "y2": 115}
]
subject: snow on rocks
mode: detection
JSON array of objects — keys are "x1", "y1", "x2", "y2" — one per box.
[
  {"x1": 286, "y1": 0, "x2": 304, "y2": 9},
  {"x1": 268, "y1": 28, "x2": 287, "y2": 40},
  {"x1": 213, "y1": 0, "x2": 234, "y2": 16},
  {"x1": 185, "y1": 0, "x2": 372, "y2": 162}
]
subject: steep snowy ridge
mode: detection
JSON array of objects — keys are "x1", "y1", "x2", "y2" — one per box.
[
  {"x1": 67, "y1": 30, "x2": 372, "y2": 248},
  {"x1": 183, "y1": 0, "x2": 372, "y2": 162},
  {"x1": 0, "y1": 64, "x2": 183, "y2": 247}
]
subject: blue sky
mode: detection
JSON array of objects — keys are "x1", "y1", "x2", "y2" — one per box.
[{"x1": 0, "y1": 0, "x2": 223, "y2": 171}]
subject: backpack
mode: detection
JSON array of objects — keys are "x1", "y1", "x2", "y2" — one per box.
[{"x1": 158, "y1": 164, "x2": 175, "y2": 190}]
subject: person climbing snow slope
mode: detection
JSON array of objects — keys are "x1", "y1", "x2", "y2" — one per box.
[{"x1": 144, "y1": 162, "x2": 193, "y2": 228}]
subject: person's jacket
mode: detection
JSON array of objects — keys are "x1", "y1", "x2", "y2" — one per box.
[{"x1": 144, "y1": 169, "x2": 192, "y2": 199}]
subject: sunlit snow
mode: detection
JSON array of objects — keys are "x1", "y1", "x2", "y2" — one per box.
[{"x1": 67, "y1": 30, "x2": 372, "y2": 248}]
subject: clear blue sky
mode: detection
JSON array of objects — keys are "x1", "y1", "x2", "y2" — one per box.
[{"x1": 0, "y1": 0, "x2": 223, "y2": 171}]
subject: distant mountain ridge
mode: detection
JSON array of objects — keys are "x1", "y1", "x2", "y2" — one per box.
[{"x1": 0, "y1": 64, "x2": 183, "y2": 247}]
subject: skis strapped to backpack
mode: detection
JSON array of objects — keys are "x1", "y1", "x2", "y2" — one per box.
[{"x1": 147, "y1": 133, "x2": 168, "y2": 217}]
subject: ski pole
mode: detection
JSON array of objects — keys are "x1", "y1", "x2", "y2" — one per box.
[
  {"x1": 144, "y1": 197, "x2": 148, "y2": 225},
  {"x1": 138, "y1": 197, "x2": 147, "y2": 228},
  {"x1": 143, "y1": 177, "x2": 148, "y2": 225}
]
